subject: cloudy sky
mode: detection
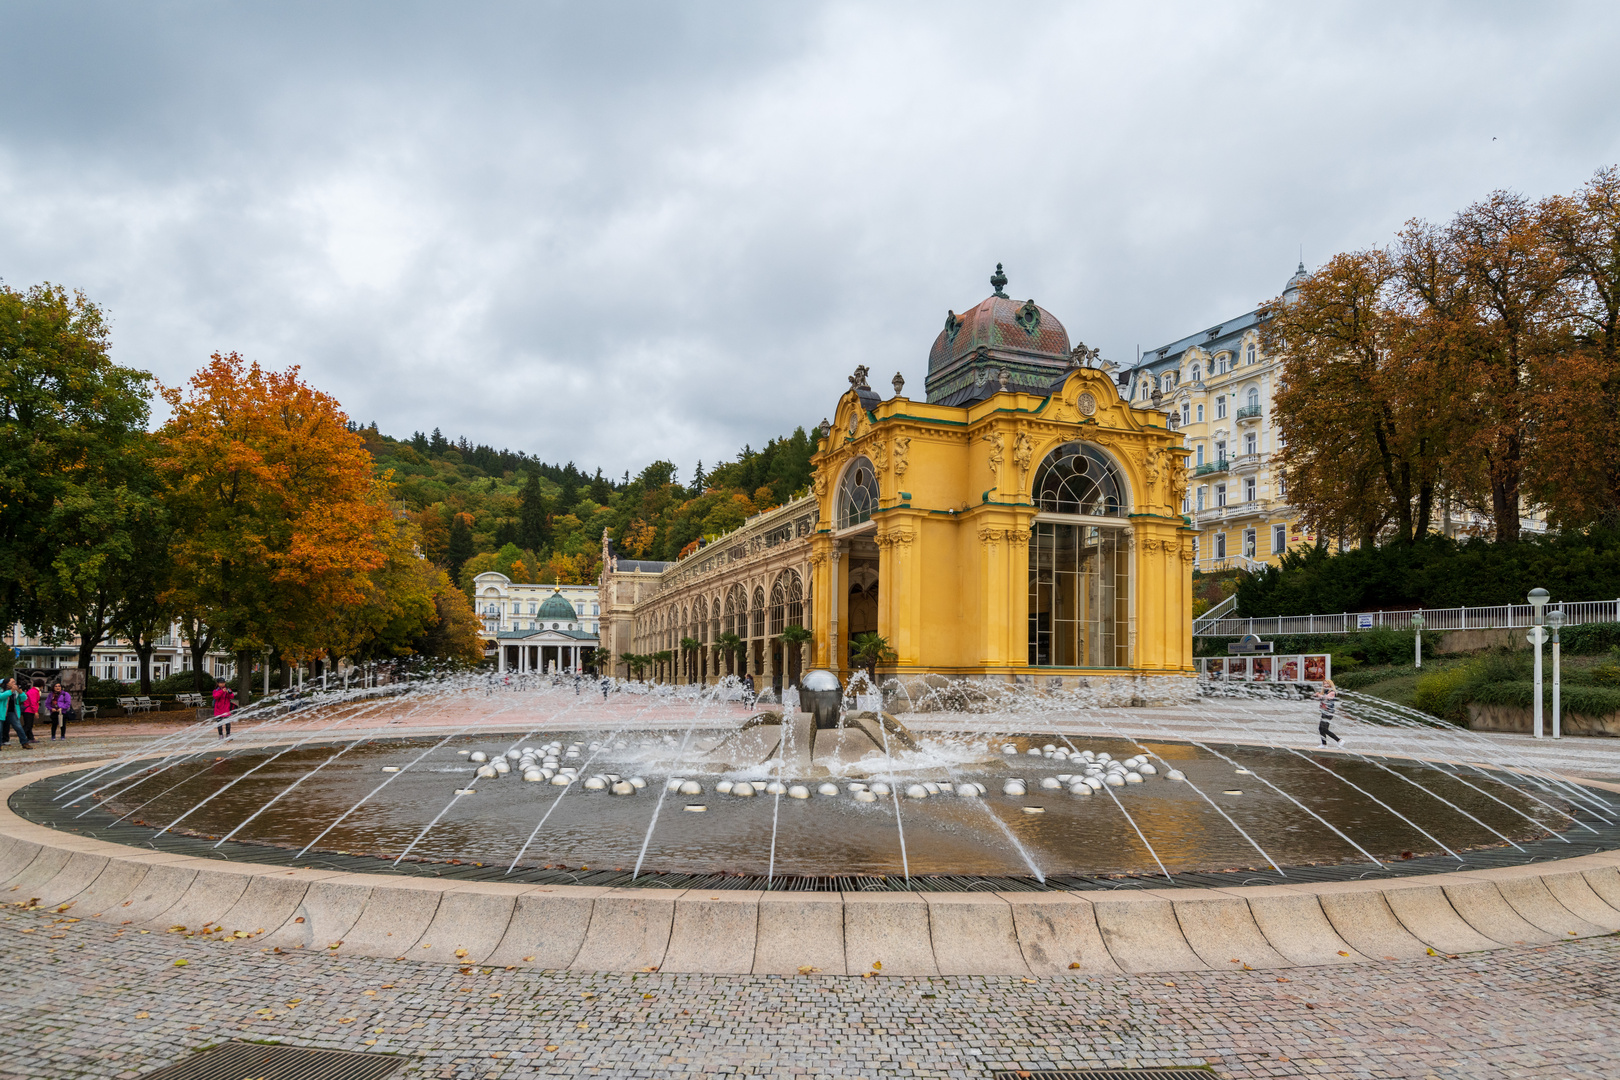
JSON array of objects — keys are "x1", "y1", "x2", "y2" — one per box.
[{"x1": 3, "y1": 2, "x2": 1618, "y2": 479}]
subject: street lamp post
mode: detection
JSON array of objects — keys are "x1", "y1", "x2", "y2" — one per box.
[
  {"x1": 1547, "y1": 608, "x2": 1565, "y2": 740},
  {"x1": 1411, "y1": 612, "x2": 1425, "y2": 669},
  {"x1": 1529, "y1": 588, "x2": 1549, "y2": 739}
]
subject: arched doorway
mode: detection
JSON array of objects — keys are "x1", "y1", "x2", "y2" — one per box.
[
  {"x1": 836, "y1": 457, "x2": 881, "y2": 673},
  {"x1": 1027, "y1": 442, "x2": 1133, "y2": 668}
]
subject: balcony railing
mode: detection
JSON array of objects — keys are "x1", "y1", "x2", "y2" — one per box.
[
  {"x1": 1236, "y1": 404, "x2": 1262, "y2": 420},
  {"x1": 1193, "y1": 459, "x2": 1229, "y2": 476},
  {"x1": 1194, "y1": 599, "x2": 1620, "y2": 637}
]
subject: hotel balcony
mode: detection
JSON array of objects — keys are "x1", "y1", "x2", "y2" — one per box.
[
  {"x1": 1235, "y1": 404, "x2": 1262, "y2": 422},
  {"x1": 1193, "y1": 458, "x2": 1229, "y2": 477},
  {"x1": 1230, "y1": 452, "x2": 1263, "y2": 475}
]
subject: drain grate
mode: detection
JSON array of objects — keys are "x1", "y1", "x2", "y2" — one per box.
[
  {"x1": 991, "y1": 1071, "x2": 1211, "y2": 1080},
  {"x1": 138, "y1": 1040, "x2": 403, "y2": 1080}
]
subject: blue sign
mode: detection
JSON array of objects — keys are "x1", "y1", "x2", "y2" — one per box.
[{"x1": 1357, "y1": 614, "x2": 1374, "y2": 629}]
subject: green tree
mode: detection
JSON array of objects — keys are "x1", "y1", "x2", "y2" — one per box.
[
  {"x1": 0, "y1": 283, "x2": 152, "y2": 638},
  {"x1": 679, "y1": 636, "x2": 700, "y2": 682},
  {"x1": 447, "y1": 513, "x2": 475, "y2": 576},
  {"x1": 517, "y1": 471, "x2": 552, "y2": 551}
]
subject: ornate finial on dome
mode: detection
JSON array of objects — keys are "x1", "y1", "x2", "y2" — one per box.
[
  {"x1": 892, "y1": 371, "x2": 905, "y2": 397},
  {"x1": 998, "y1": 369, "x2": 1010, "y2": 391},
  {"x1": 990, "y1": 263, "x2": 1009, "y2": 298}
]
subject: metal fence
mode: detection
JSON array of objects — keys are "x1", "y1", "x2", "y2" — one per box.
[{"x1": 1194, "y1": 599, "x2": 1620, "y2": 638}]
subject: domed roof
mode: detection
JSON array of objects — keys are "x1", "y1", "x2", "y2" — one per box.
[
  {"x1": 926, "y1": 264, "x2": 1072, "y2": 378},
  {"x1": 538, "y1": 591, "x2": 576, "y2": 622}
]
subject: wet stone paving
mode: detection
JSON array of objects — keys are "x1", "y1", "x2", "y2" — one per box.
[
  {"x1": 0, "y1": 892, "x2": 1614, "y2": 1079},
  {"x1": 3, "y1": 715, "x2": 1620, "y2": 1079}
]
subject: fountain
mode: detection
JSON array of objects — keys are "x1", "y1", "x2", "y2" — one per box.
[{"x1": 17, "y1": 668, "x2": 1614, "y2": 887}]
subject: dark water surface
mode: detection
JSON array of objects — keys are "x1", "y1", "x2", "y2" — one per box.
[{"x1": 98, "y1": 733, "x2": 1572, "y2": 877}]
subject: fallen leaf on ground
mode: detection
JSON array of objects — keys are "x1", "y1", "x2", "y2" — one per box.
[
  {"x1": 1337, "y1": 950, "x2": 1349, "y2": 957},
  {"x1": 173, "y1": 959, "x2": 188, "y2": 967},
  {"x1": 1068, "y1": 962, "x2": 1081, "y2": 970},
  {"x1": 363, "y1": 1039, "x2": 377, "y2": 1046},
  {"x1": 363, "y1": 990, "x2": 376, "y2": 996},
  {"x1": 545, "y1": 1045, "x2": 559, "y2": 1052},
  {"x1": 134, "y1": 1012, "x2": 149, "y2": 1019},
  {"x1": 797, "y1": 966, "x2": 819, "y2": 975},
  {"x1": 454, "y1": 948, "x2": 468, "y2": 958},
  {"x1": 338, "y1": 1017, "x2": 355, "y2": 1023},
  {"x1": 522, "y1": 956, "x2": 535, "y2": 962}
]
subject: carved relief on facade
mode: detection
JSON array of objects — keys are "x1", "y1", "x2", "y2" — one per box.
[
  {"x1": 1012, "y1": 431, "x2": 1035, "y2": 475},
  {"x1": 871, "y1": 438, "x2": 888, "y2": 472},
  {"x1": 892, "y1": 436, "x2": 911, "y2": 476},
  {"x1": 983, "y1": 431, "x2": 1006, "y2": 480}
]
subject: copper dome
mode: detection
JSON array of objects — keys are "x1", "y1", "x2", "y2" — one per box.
[{"x1": 926, "y1": 266, "x2": 1072, "y2": 386}]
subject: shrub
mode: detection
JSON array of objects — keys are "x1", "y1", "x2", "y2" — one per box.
[
  {"x1": 1412, "y1": 666, "x2": 1473, "y2": 721},
  {"x1": 1560, "y1": 622, "x2": 1620, "y2": 655}
]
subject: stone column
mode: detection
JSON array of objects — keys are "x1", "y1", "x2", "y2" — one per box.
[
  {"x1": 498, "y1": 643, "x2": 507, "y2": 673},
  {"x1": 762, "y1": 636, "x2": 774, "y2": 691}
]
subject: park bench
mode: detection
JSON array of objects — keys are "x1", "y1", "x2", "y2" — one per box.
[{"x1": 116, "y1": 696, "x2": 156, "y2": 714}]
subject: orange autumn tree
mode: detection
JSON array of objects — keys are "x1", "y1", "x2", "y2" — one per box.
[{"x1": 158, "y1": 353, "x2": 393, "y2": 700}]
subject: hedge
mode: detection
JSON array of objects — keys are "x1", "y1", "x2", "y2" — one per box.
[{"x1": 1235, "y1": 528, "x2": 1620, "y2": 618}]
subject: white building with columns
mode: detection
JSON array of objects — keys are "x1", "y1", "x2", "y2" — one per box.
[{"x1": 473, "y1": 572, "x2": 600, "y2": 673}]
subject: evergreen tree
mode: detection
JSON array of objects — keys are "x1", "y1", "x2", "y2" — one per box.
[
  {"x1": 518, "y1": 471, "x2": 552, "y2": 550},
  {"x1": 429, "y1": 427, "x2": 448, "y2": 454},
  {"x1": 447, "y1": 514, "x2": 475, "y2": 575},
  {"x1": 589, "y1": 468, "x2": 613, "y2": 503},
  {"x1": 691, "y1": 460, "x2": 706, "y2": 496},
  {"x1": 411, "y1": 430, "x2": 429, "y2": 453}
]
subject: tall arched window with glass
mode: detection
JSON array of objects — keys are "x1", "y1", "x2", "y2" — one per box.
[
  {"x1": 1028, "y1": 443, "x2": 1132, "y2": 668},
  {"x1": 836, "y1": 457, "x2": 878, "y2": 530}
]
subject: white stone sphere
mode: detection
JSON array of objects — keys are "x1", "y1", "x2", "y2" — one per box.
[
  {"x1": 905, "y1": 784, "x2": 929, "y2": 799},
  {"x1": 1042, "y1": 744, "x2": 1056, "y2": 753},
  {"x1": 1069, "y1": 782, "x2": 1092, "y2": 796},
  {"x1": 679, "y1": 780, "x2": 703, "y2": 796},
  {"x1": 957, "y1": 784, "x2": 981, "y2": 797},
  {"x1": 550, "y1": 774, "x2": 572, "y2": 786},
  {"x1": 1167, "y1": 769, "x2": 1186, "y2": 781},
  {"x1": 818, "y1": 783, "x2": 839, "y2": 796},
  {"x1": 1081, "y1": 751, "x2": 1095, "y2": 761},
  {"x1": 628, "y1": 776, "x2": 647, "y2": 789},
  {"x1": 1040, "y1": 777, "x2": 1063, "y2": 790},
  {"x1": 457, "y1": 749, "x2": 471, "y2": 756},
  {"x1": 1097, "y1": 753, "x2": 1112, "y2": 762},
  {"x1": 493, "y1": 759, "x2": 510, "y2": 774},
  {"x1": 765, "y1": 781, "x2": 787, "y2": 795},
  {"x1": 1105, "y1": 773, "x2": 1125, "y2": 787},
  {"x1": 523, "y1": 769, "x2": 544, "y2": 782},
  {"x1": 1002, "y1": 745, "x2": 1018, "y2": 755},
  {"x1": 853, "y1": 790, "x2": 878, "y2": 803},
  {"x1": 1125, "y1": 772, "x2": 1144, "y2": 784},
  {"x1": 469, "y1": 751, "x2": 487, "y2": 763},
  {"x1": 666, "y1": 778, "x2": 686, "y2": 792},
  {"x1": 1084, "y1": 776, "x2": 1104, "y2": 790},
  {"x1": 506, "y1": 749, "x2": 523, "y2": 760},
  {"x1": 716, "y1": 780, "x2": 734, "y2": 794},
  {"x1": 870, "y1": 783, "x2": 892, "y2": 797},
  {"x1": 1138, "y1": 763, "x2": 1157, "y2": 775},
  {"x1": 611, "y1": 781, "x2": 636, "y2": 796},
  {"x1": 847, "y1": 782, "x2": 869, "y2": 792},
  {"x1": 1027, "y1": 748, "x2": 1042, "y2": 757},
  {"x1": 788, "y1": 785, "x2": 811, "y2": 799},
  {"x1": 583, "y1": 776, "x2": 607, "y2": 791},
  {"x1": 1002, "y1": 780, "x2": 1027, "y2": 796},
  {"x1": 476, "y1": 765, "x2": 497, "y2": 778},
  {"x1": 1056, "y1": 774, "x2": 1072, "y2": 783},
  {"x1": 733, "y1": 782, "x2": 756, "y2": 797},
  {"x1": 923, "y1": 782, "x2": 941, "y2": 795}
]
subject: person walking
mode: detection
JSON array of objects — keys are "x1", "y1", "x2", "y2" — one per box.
[
  {"x1": 0, "y1": 678, "x2": 36, "y2": 748},
  {"x1": 46, "y1": 681, "x2": 72, "y2": 740},
  {"x1": 212, "y1": 678, "x2": 236, "y2": 738},
  {"x1": 21, "y1": 680, "x2": 42, "y2": 743},
  {"x1": 1314, "y1": 679, "x2": 1345, "y2": 747}
]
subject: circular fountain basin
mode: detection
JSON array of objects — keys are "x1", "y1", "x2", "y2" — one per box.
[{"x1": 94, "y1": 732, "x2": 1576, "y2": 881}]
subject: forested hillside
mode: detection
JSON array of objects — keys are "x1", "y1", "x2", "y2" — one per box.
[{"x1": 357, "y1": 424, "x2": 817, "y2": 593}]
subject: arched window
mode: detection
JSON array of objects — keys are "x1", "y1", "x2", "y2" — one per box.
[
  {"x1": 1246, "y1": 343, "x2": 1257, "y2": 365},
  {"x1": 710, "y1": 594, "x2": 721, "y2": 642},
  {"x1": 751, "y1": 586, "x2": 766, "y2": 638},
  {"x1": 785, "y1": 571, "x2": 804, "y2": 629},
  {"x1": 836, "y1": 456, "x2": 878, "y2": 529},
  {"x1": 1031, "y1": 443, "x2": 1129, "y2": 517},
  {"x1": 1246, "y1": 386, "x2": 1260, "y2": 410},
  {"x1": 1191, "y1": 364, "x2": 1202, "y2": 383},
  {"x1": 769, "y1": 577, "x2": 786, "y2": 635}
]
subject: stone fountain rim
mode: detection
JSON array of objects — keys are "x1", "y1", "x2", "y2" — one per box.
[{"x1": 4, "y1": 753, "x2": 1620, "y2": 977}]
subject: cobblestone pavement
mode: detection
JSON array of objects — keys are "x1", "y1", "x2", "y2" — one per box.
[{"x1": 0, "y1": 899, "x2": 1615, "y2": 1080}]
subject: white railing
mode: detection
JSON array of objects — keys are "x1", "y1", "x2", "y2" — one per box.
[
  {"x1": 1193, "y1": 554, "x2": 1267, "y2": 574},
  {"x1": 1194, "y1": 599, "x2": 1620, "y2": 637}
]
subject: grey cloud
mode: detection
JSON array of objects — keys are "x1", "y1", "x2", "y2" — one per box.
[{"x1": 3, "y1": 1, "x2": 1618, "y2": 475}]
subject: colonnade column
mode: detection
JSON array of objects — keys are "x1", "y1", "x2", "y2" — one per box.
[
  {"x1": 762, "y1": 637, "x2": 774, "y2": 691},
  {"x1": 498, "y1": 644, "x2": 507, "y2": 673}
]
